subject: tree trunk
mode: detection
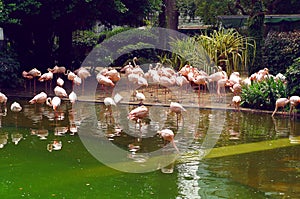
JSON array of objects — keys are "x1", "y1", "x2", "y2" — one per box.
[
  {"x1": 165, "y1": 0, "x2": 178, "y2": 30},
  {"x1": 248, "y1": 0, "x2": 265, "y2": 74},
  {"x1": 57, "y1": 24, "x2": 73, "y2": 68}
]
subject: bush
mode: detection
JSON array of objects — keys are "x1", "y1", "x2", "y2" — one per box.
[
  {"x1": 285, "y1": 57, "x2": 300, "y2": 96},
  {"x1": 241, "y1": 77, "x2": 287, "y2": 110},
  {"x1": 0, "y1": 49, "x2": 21, "y2": 89},
  {"x1": 262, "y1": 31, "x2": 300, "y2": 75}
]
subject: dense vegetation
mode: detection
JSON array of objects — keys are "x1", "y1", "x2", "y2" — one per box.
[
  {"x1": 285, "y1": 57, "x2": 300, "y2": 97},
  {"x1": 263, "y1": 31, "x2": 300, "y2": 75},
  {"x1": 241, "y1": 77, "x2": 287, "y2": 110}
]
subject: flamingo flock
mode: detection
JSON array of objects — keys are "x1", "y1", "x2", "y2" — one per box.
[{"x1": 1, "y1": 57, "x2": 300, "y2": 155}]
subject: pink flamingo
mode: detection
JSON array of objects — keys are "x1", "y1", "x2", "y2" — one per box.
[
  {"x1": 272, "y1": 98, "x2": 290, "y2": 116},
  {"x1": 54, "y1": 86, "x2": 68, "y2": 98},
  {"x1": 170, "y1": 101, "x2": 186, "y2": 127},
  {"x1": 25, "y1": 68, "x2": 41, "y2": 95},
  {"x1": 38, "y1": 70, "x2": 53, "y2": 93},
  {"x1": 128, "y1": 105, "x2": 149, "y2": 131},
  {"x1": 106, "y1": 68, "x2": 121, "y2": 83},
  {"x1": 289, "y1": 96, "x2": 300, "y2": 117},
  {"x1": 29, "y1": 92, "x2": 47, "y2": 104},
  {"x1": 157, "y1": 129, "x2": 179, "y2": 152},
  {"x1": 74, "y1": 67, "x2": 91, "y2": 95},
  {"x1": 22, "y1": 71, "x2": 34, "y2": 92},
  {"x1": 96, "y1": 73, "x2": 114, "y2": 95}
]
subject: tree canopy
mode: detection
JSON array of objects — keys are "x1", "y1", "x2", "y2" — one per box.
[
  {"x1": 0, "y1": 0, "x2": 157, "y2": 70},
  {"x1": 177, "y1": 0, "x2": 300, "y2": 26}
]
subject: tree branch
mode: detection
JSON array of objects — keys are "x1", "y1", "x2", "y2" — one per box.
[{"x1": 235, "y1": 0, "x2": 249, "y2": 15}]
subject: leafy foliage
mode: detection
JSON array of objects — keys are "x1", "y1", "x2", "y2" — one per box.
[
  {"x1": 285, "y1": 57, "x2": 300, "y2": 96},
  {"x1": 169, "y1": 36, "x2": 213, "y2": 72},
  {"x1": 263, "y1": 31, "x2": 300, "y2": 75},
  {"x1": 196, "y1": 28, "x2": 255, "y2": 75},
  {"x1": 0, "y1": 49, "x2": 21, "y2": 89},
  {"x1": 241, "y1": 77, "x2": 287, "y2": 110}
]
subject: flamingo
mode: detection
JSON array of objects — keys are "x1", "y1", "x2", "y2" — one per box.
[
  {"x1": 57, "y1": 77, "x2": 64, "y2": 87},
  {"x1": 128, "y1": 105, "x2": 149, "y2": 130},
  {"x1": 54, "y1": 86, "x2": 68, "y2": 98},
  {"x1": 74, "y1": 67, "x2": 91, "y2": 95},
  {"x1": 29, "y1": 92, "x2": 47, "y2": 104},
  {"x1": 216, "y1": 78, "x2": 231, "y2": 102},
  {"x1": 46, "y1": 96, "x2": 61, "y2": 111},
  {"x1": 159, "y1": 75, "x2": 176, "y2": 102},
  {"x1": 10, "y1": 101, "x2": 22, "y2": 128},
  {"x1": 26, "y1": 68, "x2": 41, "y2": 95},
  {"x1": 74, "y1": 67, "x2": 91, "y2": 93},
  {"x1": 48, "y1": 65, "x2": 66, "y2": 75},
  {"x1": 232, "y1": 96, "x2": 242, "y2": 111},
  {"x1": 96, "y1": 73, "x2": 114, "y2": 95},
  {"x1": 230, "y1": 83, "x2": 242, "y2": 96},
  {"x1": 22, "y1": 71, "x2": 34, "y2": 92},
  {"x1": 68, "y1": 91, "x2": 77, "y2": 105},
  {"x1": 0, "y1": 92, "x2": 8, "y2": 106},
  {"x1": 96, "y1": 73, "x2": 114, "y2": 86},
  {"x1": 73, "y1": 75, "x2": 82, "y2": 87},
  {"x1": 178, "y1": 64, "x2": 192, "y2": 77},
  {"x1": 170, "y1": 102, "x2": 186, "y2": 126},
  {"x1": 229, "y1": 72, "x2": 241, "y2": 85},
  {"x1": 157, "y1": 129, "x2": 179, "y2": 152},
  {"x1": 120, "y1": 62, "x2": 133, "y2": 74},
  {"x1": 10, "y1": 102, "x2": 22, "y2": 113},
  {"x1": 135, "y1": 90, "x2": 145, "y2": 105},
  {"x1": 193, "y1": 75, "x2": 208, "y2": 101},
  {"x1": 66, "y1": 70, "x2": 77, "y2": 81},
  {"x1": 104, "y1": 97, "x2": 116, "y2": 117},
  {"x1": 38, "y1": 70, "x2": 53, "y2": 93},
  {"x1": 289, "y1": 96, "x2": 300, "y2": 117},
  {"x1": 106, "y1": 68, "x2": 121, "y2": 83},
  {"x1": 272, "y1": 98, "x2": 290, "y2": 116}
]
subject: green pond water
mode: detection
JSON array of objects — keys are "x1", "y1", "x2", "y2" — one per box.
[{"x1": 0, "y1": 97, "x2": 299, "y2": 199}]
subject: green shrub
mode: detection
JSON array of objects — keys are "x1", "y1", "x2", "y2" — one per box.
[
  {"x1": 0, "y1": 49, "x2": 21, "y2": 89},
  {"x1": 262, "y1": 31, "x2": 300, "y2": 75},
  {"x1": 285, "y1": 57, "x2": 300, "y2": 96},
  {"x1": 241, "y1": 77, "x2": 287, "y2": 110}
]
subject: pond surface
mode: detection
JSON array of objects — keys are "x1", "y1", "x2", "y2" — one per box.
[{"x1": 0, "y1": 97, "x2": 299, "y2": 198}]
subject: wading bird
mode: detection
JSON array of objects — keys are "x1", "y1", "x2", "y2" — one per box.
[
  {"x1": 128, "y1": 105, "x2": 149, "y2": 131},
  {"x1": 232, "y1": 96, "x2": 242, "y2": 111},
  {"x1": 10, "y1": 101, "x2": 22, "y2": 128},
  {"x1": 104, "y1": 97, "x2": 116, "y2": 117},
  {"x1": 272, "y1": 98, "x2": 290, "y2": 116},
  {"x1": 29, "y1": 92, "x2": 47, "y2": 104},
  {"x1": 75, "y1": 67, "x2": 91, "y2": 95},
  {"x1": 135, "y1": 90, "x2": 145, "y2": 105},
  {"x1": 170, "y1": 102, "x2": 186, "y2": 126},
  {"x1": 289, "y1": 96, "x2": 300, "y2": 117},
  {"x1": 0, "y1": 92, "x2": 8, "y2": 106},
  {"x1": 54, "y1": 86, "x2": 68, "y2": 98},
  {"x1": 157, "y1": 129, "x2": 179, "y2": 152}
]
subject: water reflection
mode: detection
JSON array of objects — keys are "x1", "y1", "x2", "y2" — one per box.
[{"x1": 0, "y1": 98, "x2": 299, "y2": 198}]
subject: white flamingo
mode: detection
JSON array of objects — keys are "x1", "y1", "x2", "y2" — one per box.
[
  {"x1": 0, "y1": 92, "x2": 8, "y2": 106},
  {"x1": 10, "y1": 101, "x2": 22, "y2": 128}
]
